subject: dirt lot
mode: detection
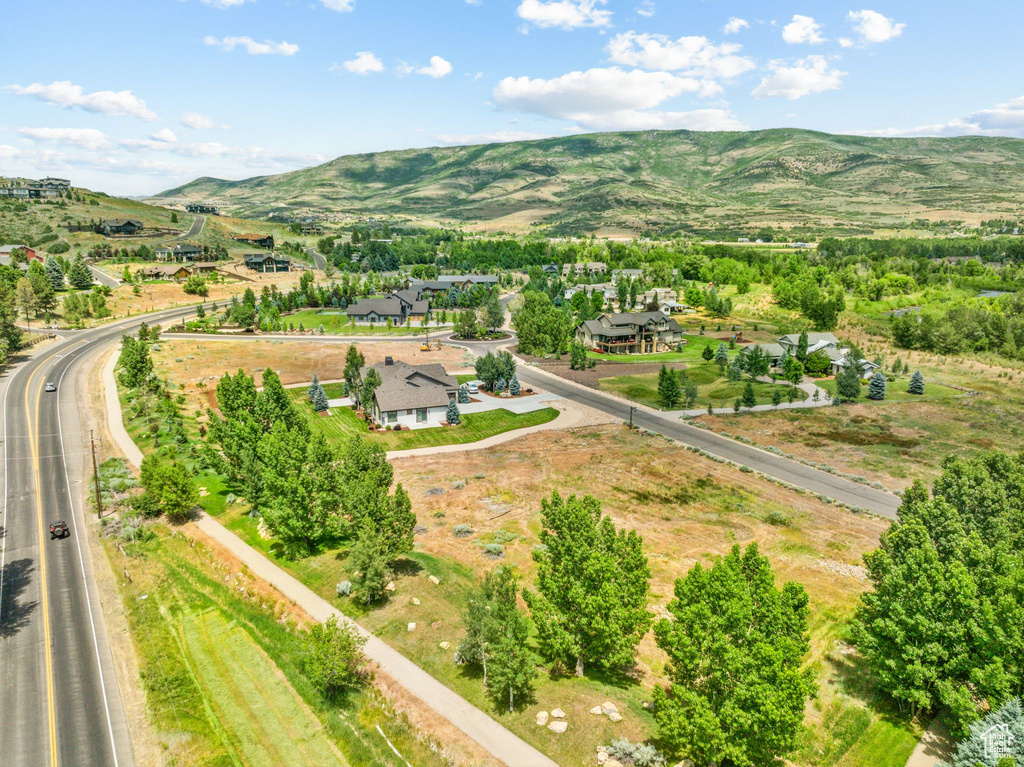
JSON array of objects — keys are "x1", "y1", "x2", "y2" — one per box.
[
  {"x1": 152, "y1": 338, "x2": 478, "y2": 409},
  {"x1": 518, "y1": 355, "x2": 688, "y2": 388}
]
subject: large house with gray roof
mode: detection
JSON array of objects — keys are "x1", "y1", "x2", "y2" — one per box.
[
  {"x1": 347, "y1": 289, "x2": 429, "y2": 325},
  {"x1": 363, "y1": 357, "x2": 458, "y2": 428},
  {"x1": 751, "y1": 332, "x2": 880, "y2": 377},
  {"x1": 407, "y1": 274, "x2": 498, "y2": 297},
  {"x1": 575, "y1": 312, "x2": 683, "y2": 354}
]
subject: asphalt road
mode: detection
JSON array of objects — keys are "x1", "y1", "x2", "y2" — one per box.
[
  {"x1": 168, "y1": 214, "x2": 205, "y2": 242},
  {"x1": 305, "y1": 246, "x2": 327, "y2": 271},
  {"x1": 0, "y1": 303, "x2": 212, "y2": 766},
  {"x1": 88, "y1": 264, "x2": 120, "y2": 289}
]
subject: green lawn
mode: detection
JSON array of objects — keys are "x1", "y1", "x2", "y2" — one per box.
[
  {"x1": 455, "y1": 373, "x2": 477, "y2": 384},
  {"x1": 285, "y1": 310, "x2": 449, "y2": 335},
  {"x1": 290, "y1": 390, "x2": 559, "y2": 450},
  {"x1": 816, "y1": 377, "x2": 961, "y2": 403},
  {"x1": 598, "y1": 363, "x2": 793, "y2": 410}
]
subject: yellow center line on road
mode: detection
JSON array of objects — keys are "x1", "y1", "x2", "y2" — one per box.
[{"x1": 24, "y1": 362, "x2": 59, "y2": 767}]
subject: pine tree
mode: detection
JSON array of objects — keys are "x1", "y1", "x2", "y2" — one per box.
[
  {"x1": 657, "y1": 364, "x2": 682, "y2": 408},
  {"x1": 867, "y1": 371, "x2": 887, "y2": 400},
  {"x1": 771, "y1": 386, "x2": 783, "y2": 408},
  {"x1": 796, "y1": 330, "x2": 809, "y2": 362},
  {"x1": 458, "y1": 384, "x2": 470, "y2": 403},
  {"x1": 741, "y1": 381, "x2": 758, "y2": 409},
  {"x1": 714, "y1": 342, "x2": 729, "y2": 370},
  {"x1": 44, "y1": 256, "x2": 64, "y2": 291},
  {"x1": 509, "y1": 374, "x2": 521, "y2": 396},
  {"x1": 701, "y1": 344, "x2": 714, "y2": 361},
  {"x1": 447, "y1": 397, "x2": 461, "y2": 425},
  {"x1": 312, "y1": 384, "x2": 330, "y2": 412},
  {"x1": 307, "y1": 373, "x2": 321, "y2": 401},
  {"x1": 836, "y1": 361, "x2": 862, "y2": 402},
  {"x1": 68, "y1": 255, "x2": 93, "y2": 289},
  {"x1": 908, "y1": 370, "x2": 925, "y2": 395},
  {"x1": 494, "y1": 376, "x2": 507, "y2": 393}
]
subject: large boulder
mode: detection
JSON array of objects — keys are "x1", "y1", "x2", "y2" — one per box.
[
  {"x1": 535, "y1": 711, "x2": 549, "y2": 726},
  {"x1": 548, "y1": 720, "x2": 568, "y2": 734},
  {"x1": 551, "y1": 708, "x2": 566, "y2": 719}
]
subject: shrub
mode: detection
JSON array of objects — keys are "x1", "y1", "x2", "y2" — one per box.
[
  {"x1": 492, "y1": 530, "x2": 518, "y2": 544},
  {"x1": 304, "y1": 616, "x2": 366, "y2": 699},
  {"x1": 482, "y1": 543, "x2": 503, "y2": 558},
  {"x1": 336, "y1": 580, "x2": 353, "y2": 597},
  {"x1": 453, "y1": 524, "x2": 474, "y2": 537}
]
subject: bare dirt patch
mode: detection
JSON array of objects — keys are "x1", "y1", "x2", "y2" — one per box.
[{"x1": 517, "y1": 355, "x2": 688, "y2": 389}]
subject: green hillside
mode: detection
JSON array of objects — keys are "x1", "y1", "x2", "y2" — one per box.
[{"x1": 151, "y1": 128, "x2": 1024, "y2": 236}]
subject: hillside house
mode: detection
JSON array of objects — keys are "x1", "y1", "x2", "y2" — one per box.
[
  {"x1": 232, "y1": 233, "x2": 275, "y2": 249},
  {"x1": 97, "y1": 219, "x2": 143, "y2": 236},
  {"x1": 0, "y1": 244, "x2": 41, "y2": 263},
  {"x1": 299, "y1": 224, "x2": 324, "y2": 236},
  {"x1": 158, "y1": 244, "x2": 205, "y2": 262},
  {"x1": 39, "y1": 177, "x2": 70, "y2": 192},
  {"x1": 137, "y1": 264, "x2": 192, "y2": 281},
  {"x1": 362, "y1": 357, "x2": 458, "y2": 428},
  {"x1": 243, "y1": 253, "x2": 291, "y2": 273},
  {"x1": 185, "y1": 203, "x2": 220, "y2": 215},
  {"x1": 563, "y1": 262, "x2": 607, "y2": 277},
  {"x1": 564, "y1": 283, "x2": 617, "y2": 303},
  {"x1": 409, "y1": 274, "x2": 498, "y2": 296},
  {"x1": 576, "y1": 312, "x2": 683, "y2": 354},
  {"x1": 752, "y1": 332, "x2": 880, "y2": 377},
  {"x1": 611, "y1": 268, "x2": 644, "y2": 284}
]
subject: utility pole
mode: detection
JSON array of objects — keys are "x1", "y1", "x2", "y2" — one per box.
[
  {"x1": 90, "y1": 430, "x2": 103, "y2": 517},
  {"x1": 629, "y1": 406, "x2": 636, "y2": 430}
]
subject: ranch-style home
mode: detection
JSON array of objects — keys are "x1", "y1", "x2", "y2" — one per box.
[
  {"x1": 363, "y1": 357, "x2": 458, "y2": 428},
  {"x1": 346, "y1": 288, "x2": 430, "y2": 325},
  {"x1": 232, "y1": 233, "x2": 275, "y2": 249},
  {"x1": 185, "y1": 202, "x2": 220, "y2": 215},
  {"x1": 407, "y1": 275, "x2": 499, "y2": 296},
  {"x1": 576, "y1": 311, "x2": 683, "y2": 354},
  {"x1": 97, "y1": 218, "x2": 143, "y2": 236}
]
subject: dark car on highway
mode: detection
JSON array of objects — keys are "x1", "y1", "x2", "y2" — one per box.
[{"x1": 49, "y1": 520, "x2": 69, "y2": 539}]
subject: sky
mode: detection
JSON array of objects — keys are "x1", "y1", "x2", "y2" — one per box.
[{"x1": 2, "y1": 0, "x2": 1023, "y2": 197}]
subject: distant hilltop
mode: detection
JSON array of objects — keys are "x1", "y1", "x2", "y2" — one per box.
[{"x1": 150, "y1": 128, "x2": 1024, "y2": 237}]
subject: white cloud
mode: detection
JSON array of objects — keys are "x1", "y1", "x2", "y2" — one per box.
[
  {"x1": 4, "y1": 80, "x2": 157, "y2": 120},
  {"x1": 199, "y1": 0, "x2": 251, "y2": 8},
  {"x1": 320, "y1": 0, "x2": 355, "y2": 10},
  {"x1": 119, "y1": 133, "x2": 324, "y2": 167},
  {"x1": 417, "y1": 56, "x2": 453, "y2": 78},
  {"x1": 181, "y1": 112, "x2": 229, "y2": 130},
  {"x1": 334, "y1": 51, "x2": 384, "y2": 74},
  {"x1": 516, "y1": 0, "x2": 611, "y2": 30},
  {"x1": 150, "y1": 128, "x2": 178, "y2": 143},
  {"x1": 606, "y1": 32, "x2": 755, "y2": 80},
  {"x1": 493, "y1": 66, "x2": 746, "y2": 131},
  {"x1": 18, "y1": 127, "x2": 112, "y2": 151},
  {"x1": 635, "y1": 1, "x2": 655, "y2": 18},
  {"x1": 202, "y1": 35, "x2": 299, "y2": 56},
  {"x1": 838, "y1": 37, "x2": 854, "y2": 48},
  {"x1": 847, "y1": 10, "x2": 905, "y2": 44},
  {"x1": 435, "y1": 130, "x2": 553, "y2": 145},
  {"x1": 782, "y1": 15, "x2": 826, "y2": 44},
  {"x1": 752, "y1": 56, "x2": 845, "y2": 99},
  {"x1": 858, "y1": 95, "x2": 1024, "y2": 138},
  {"x1": 723, "y1": 17, "x2": 749, "y2": 35}
]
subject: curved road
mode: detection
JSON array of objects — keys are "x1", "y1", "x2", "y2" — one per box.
[
  {"x1": 0, "y1": 303, "x2": 212, "y2": 766},
  {"x1": 168, "y1": 214, "x2": 205, "y2": 242},
  {"x1": 304, "y1": 246, "x2": 327, "y2": 271}
]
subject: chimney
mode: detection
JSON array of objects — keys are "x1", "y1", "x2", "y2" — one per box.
[{"x1": 385, "y1": 356, "x2": 393, "y2": 366}]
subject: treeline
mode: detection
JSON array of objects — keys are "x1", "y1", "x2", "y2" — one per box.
[{"x1": 891, "y1": 292, "x2": 1024, "y2": 358}]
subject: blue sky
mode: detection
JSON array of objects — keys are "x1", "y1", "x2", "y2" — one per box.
[{"x1": 2, "y1": 0, "x2": 1022, "y2": 196}]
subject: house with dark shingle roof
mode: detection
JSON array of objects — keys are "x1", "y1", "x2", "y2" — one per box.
[
  {"x1": 243, "y1": 253, "x2": 291, "y2": 273},
  {"x1": 575, "y1": 311, "x2": 683, "y2": 354},
  {"x1": 97, "y1": 219, "x2": 143, "y2": 236},
  {"x1": 363, "y1": 357, "x2": 458, "y2": 428},
  {"x1": 347, "y1": 289, "x2": 429, "y2": 324},
  {"x1": 232, "y1": 233, "x2": 275, "y2": 249}
]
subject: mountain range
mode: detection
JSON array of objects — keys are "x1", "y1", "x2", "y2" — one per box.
[{"x1": 152, "y1": 128, "x2": 1024, "y2": 236}]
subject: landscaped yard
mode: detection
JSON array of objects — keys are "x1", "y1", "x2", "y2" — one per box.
[
  {"x1": 815, "y1": 376, "x2": 962, "y2": 403},
  {"x1": 290, "y1": 389, "x2": 559, "y2": 450},
  {"x1": 597, "y1": 362, "x2": 794, "y2": 410},
  {"x1": 285, "y1": 310, "x2": 451, "y2": 335},
  {"x1": 586, "y1": 334, "x2": 723, "y2": 363}
]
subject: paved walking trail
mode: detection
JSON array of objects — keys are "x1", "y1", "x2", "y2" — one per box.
[{"x1": 102, "y1": 349, "x2": 559, "y2": 767}]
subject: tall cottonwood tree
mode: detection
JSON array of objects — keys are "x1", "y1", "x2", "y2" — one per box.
[
  {"x1": 524, "y1": 492, "x2": 650, "y2": 677},
  {"x1": 653, "y1": 543, "x2": 815, "y2": 767}
]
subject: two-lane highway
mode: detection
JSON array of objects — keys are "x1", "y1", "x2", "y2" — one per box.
[{"x1": 0, "y1": 303, "x2": 214, "y2": 766}]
